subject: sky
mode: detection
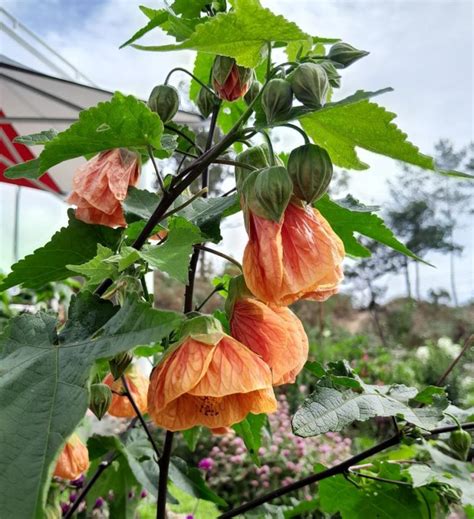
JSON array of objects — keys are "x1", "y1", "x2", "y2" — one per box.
[{"x1": 0, "y1": 0, "x2": 473, "y2": 303}]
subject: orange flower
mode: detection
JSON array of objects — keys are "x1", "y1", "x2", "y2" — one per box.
[
  {"x1": 230, "y1": 297, "x2": 308, "y2": 386},
  {"x1": 212, "y1": 57, "x2": 251, "y2": 102},
  {"x1": 67, "y1": 148, "x2": 140, "y2": 227},
  {"x1": 147, "y1": 316, "x2": 277, "y2": 432},
  {"x1": 103, "y1": 365, "x2": 149, "y2": 418},
  {"x1": 54, "y1": 433, "x2": 89, "y2": 480},
  {"x1": 243, "y1": 202, "x2": 344, "y2": 306}
]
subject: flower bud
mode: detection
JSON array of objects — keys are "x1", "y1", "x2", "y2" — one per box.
[
  {"x1": 319, "y1": 61, "x2": 341, "y2": 88},
  {"x1": 196, "y1": 86, "x2": 220, "y2": 118},
  {"x1": 242, "y1": 166, "x2": 293, "y2": 223},
  {"x1": 448, "y1": 429, "x2": 472, "y2": 461},
  {"x1": 327, "y1": 42, "x2": 369, "y2": 68},
  {"x1": 261, "y1": 78, "x2": 293, "y2": 123},
  {"x1": 235, "y1": 143, "x2": 272, "y2": 190},
  {"x1": 244, "y1": 79, "x2": 261, "y2": 105},
  {"x1": 148, "y1": 84, "x2": 179, "y2": 123},
  {"x1": 289, "y1": 63, "x2": 329, "y2": 109},
  {"x1": 109, "y1": 351, "x2": 133, "y2": 380},
  {"x1": 89, "y1": 383, "x2": 112, "y2": 420},
  {"x1": 287, "y1": 143, "x2": 333, "y2": 203},
  {"x1": 212, "y1": 56, "x2": 252, "y2": 102}
]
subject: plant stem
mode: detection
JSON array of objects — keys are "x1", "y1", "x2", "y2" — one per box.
[
  {"x1": 436, "y1": 334, "x2": 473, "y2": 386},
  {"x1": 195, "y1": 285, "x2": 223, "y2": 312},
  {"x1": 280, "y1": 123, "x2": 310, "y2": 145},
  {"x1": 348, "y1": 470, "x2": 412, "y2": 487},
  {"x1": 148, "y1": 145, "x2": 165, "y2": 192},
  {"x1": 160, "y1": 188, "x2": 208, "y2": 220},
  {"x1": 194, "y1": 244, "x2": 242, "y2": 270},
  {"x1": 164, "y1": 67, "x2": 216, "y2": 97},
  {"x1": 121, "y1": 375, "x2": 161, "y2": 459},
  {"x1": 164, "y1": 124, "x2": 204, "y2": 154},
  {"x1": 156, "y1": 430, "x2": 174, "y2": 519},
  {"x1": 260, "y1": 130, "x2": 275, "y2": 164},
  {"x1": 218, "y1": 422, "x2": 474, "y2": 518}
]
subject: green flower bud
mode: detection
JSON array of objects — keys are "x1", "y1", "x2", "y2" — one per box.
[
  {"x1": 319, "y1": 61, "x2": 342, "y2": 88},
  {"x1": 89, "y1": 383, "x2": 112, "y2": 420},
  {"x1": 235, "y1": 143, "x2": 272, "y2": 190},
  {"x1": 328, "y1": 42, "x2": 369, "y2": 68},
  {"x1": 211, "y1": 0, "x2": 227, "y2": 13},
  {"x1": 242, "y1": 166, "x2": 293, "y2": 222},
  {"x1": 224, "y1": 275, "x2": 252, "y2": 317},
  {"x1": 197, "y1": 86, "x2": 219, "y2": 119},
  {"x1": 244, "y1": 79, "x2": 261, "y2": 105},
  {"x1": 449, "y1": 428, "x2": 472, "y2": 461},
  {"x1": 109, "y1": 351, "x2": 133, "y2": 380},
  {"x1": 287, "y1": 143, "x2": 333, "y2": 203},
  {"x1": 148, "y1": 85, "x2": 179, "y2": 123},
  {"x1": 261, "y1": 78, "x2": 293, "y2": 124},
  {"x1": 289, "y1": 63, "x2": 329, "y2": 109}
]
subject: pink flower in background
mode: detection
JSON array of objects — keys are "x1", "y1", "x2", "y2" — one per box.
[{"x1": 198, "y1": 458, "x2": 214, "y2": 471}]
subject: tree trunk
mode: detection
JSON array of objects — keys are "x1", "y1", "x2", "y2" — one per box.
[
  {"x1": 404, "y1": 258, "x2": 412, "y2": 299},
  {"x1": 415, "y1": 261, "x2": 421, "y2": 300}
]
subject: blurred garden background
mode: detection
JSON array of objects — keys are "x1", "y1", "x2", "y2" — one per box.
[{"x1": 0, "y1": 1, "x2": 472, "y2": 517}]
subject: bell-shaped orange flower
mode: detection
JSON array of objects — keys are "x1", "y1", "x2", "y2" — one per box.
[
  {"x1": 230, "y1": 292, "x2": 308, "y2": 386},
  {"x1": 212, "y1": 56, "x2": 251, "y2": 102},
  {"x1": 103, "y1": 365, "x2": 149, "y2": 418},
  {"x1": 243, "y1": 202, "x2": 344, "y2": 306},
  {"x1": 67, "y1": 148, "x2": 140, "y2": 228},
  {"x1": 147, "y1": 315, "x2": 277, "y2": 432},
  {"x1": 54, "y1": 433, "x2": 90, "y2": 480}
]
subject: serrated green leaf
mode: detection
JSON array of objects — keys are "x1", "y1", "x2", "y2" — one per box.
[
  {"x1": 300, "y1": 94, "x2": 468, "y2": 177},
  {"x1": 232, "y1": 413, "x2": 267, "y2": 466},
  {"x1": 124, "y1": 187, "x2": 163, "y2": 221},
  {"x1": 171, "y1": 0, "x2": 209, "y2": 18},
  {"x1": 133, "y1": 0, "x2": 311, "y2": 68},
  {"x1": 14, "y1": 129, "x2": 58, "y2": 146},
  {"x1": 0, "y1": 292, "x2": 182, "y2": 518},
  {"x1": 315, "y1": 194, "x2": 422, "y2": 261},
  {"x1": 0, "y1": 211, "x2": 121, "y2": 291},
  {"x1": 182, "y1": 427, "x2": 202, "y2": 452},
  {"x1": 120, "y1": 8, "x2": 169, "y2": 48},
  {"x1": 5, "y1": 92, "x2": 163, "y2": 180},
  {"x1": 139, "y1": 216, "x2": 203, "y2": 283},
  {"x1": 66, "y1": 244, "x2": 117, "y2": 285},
  {"x1": 292, "y1": 383, "x2": 445, "y2": 437}
]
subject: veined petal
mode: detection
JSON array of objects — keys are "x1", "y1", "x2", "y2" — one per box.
[{"x1": 54, "y1": 434, "x2": 89, "y2": 480}]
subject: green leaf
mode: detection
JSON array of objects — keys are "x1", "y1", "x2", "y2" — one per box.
[
  {"x1": 3, "y1": 157, "x2": 40, "y2": 179},
  {"x1": 305, "y1": 361, "x2": 326, "y2": 378},
  {"x1": 232, "y1": 413, "x2": 267, "y2": 465},
  {"x1": 14, "y1": 129, "x2": 58, "y2": 146},
  {"x1": 66, "y1": 244, "x2": 117, "y2": 286},
  {"x1": 300, "y1": 94, "x2": 469, "y2": 177},
  {"x1": 120, "y1": 8, "x2": 169, "y2": 48},
  {"x1": 133, "y1": 0, "x2": 311, "y2": 68},
  {"x1": 124, "y1": 188, "x2": 239, "y2": 243},
  {"x1": 190, "y1": 52, "x2": 214, "y2": 102},
  {"x1": 171, "y1": 0, "x2": 209, "y2": 18},
  {"x1": 292, "y1": 383, "x2": 446, "y2": 437},
  {"x1": 0, "y1": 292, "x2": 182, "y2": 518},
  {"x1": 0, "y1": 210, "x2": 121, "y2": 291},
  {"x1": 182, "y1": 427, "x2": 202, "y2": 452},
  {"x1": 169, "y1": 457, "x2": 227, "y2": 507},
  {"x1": 316, "y1": 194, "x2": 422, "y2": 260},
  {"x1": 139, "y1": 216, "x2": 203, "y2": 283},
  {"x1": 5, "y1": 92, "x2": 163, "y2": 180},
  {"x1": 320, "y1": 474, "x2": 427, "y2": 519}
]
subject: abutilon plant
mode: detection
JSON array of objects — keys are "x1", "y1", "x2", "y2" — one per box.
[{"x1": 0, "y1": 2, "x2": 472, "y2": 519}]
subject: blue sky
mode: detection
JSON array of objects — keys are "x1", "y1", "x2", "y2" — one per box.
[{"x1": 1, "y1": 0, "x2": 473, "y2": 303}]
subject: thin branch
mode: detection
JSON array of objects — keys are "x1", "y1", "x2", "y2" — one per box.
[
  {"x1": 436, "y1": 334, "x2": 473, "y2": 386},
  {"x1": 156, "y1": 430, "x2": 174, "y2": 519},
  {"x1": 195, "y1": 244, "x2": 242, "y2": 270},
  {"x1": 148, "y1": 145, "x2": 165, "y2": 192},
  {"x1": 349, "y1": 469, "x2": 412, "y2": 487},
  {"x1": 213, "y1": 158, "x2": 258, "y2": 170},
  {"x1": 218, "y1": 422, "x2": 474, "y2": 518},
  {"x1": 164, "y1": 67, "x2": 216, "y2": 97},
  {"x1": 222, "y1": 187, "x2": 236, "y2": 197},
  {"x1": 121, "y1": 375, "x2": 161, "y2": 459},
  {"x1": 161, "y1": 188, "x2": 208, "y2": 220},
  {"x1": 195, "y1": 285, "x2": 223, "y2": 312}
]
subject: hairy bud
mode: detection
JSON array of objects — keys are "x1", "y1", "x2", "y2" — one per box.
[
  {"x1": 287, "y1": 143, "x2": 333, "y2": 203},
  {"x1": 289, "y1": 63, "x2": 329, "y2": 109},
  {"x1": 261, "y1": 78, "x2": 293, "y2": 124},
  {"x1": 244, "y1": 79, "x2": 261, "y2": 105},
  {"x1": 327, "y1": 42, "x2": 369, "y2": 68},
  {"x1": 197, "y1": 86, "x2": 219, "y2": 118},
  {"x1": 109, "y1": 351, "x2": 133, "y2": 380},
  {"x1": 148, "y1": 85, "x2": 179, "y2": 123},
  {"x1": 449, "y1": 428, "x2": 472, "y2": 461},
  {"x1": 89, "y1": 383, "x2": 112, "y2": 420}
]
